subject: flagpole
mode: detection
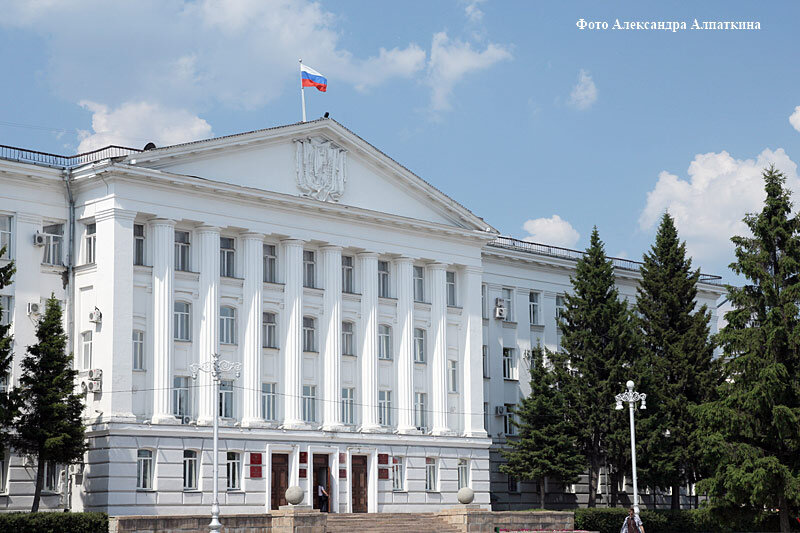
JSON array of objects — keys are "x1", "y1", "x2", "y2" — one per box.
[{"x1": 299, "y1": 58, "x2": 306, "y2": 123}]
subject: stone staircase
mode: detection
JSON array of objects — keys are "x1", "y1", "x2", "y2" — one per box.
[{"x1": 326, "y1": 512, "x2": 462, "y2": 533}]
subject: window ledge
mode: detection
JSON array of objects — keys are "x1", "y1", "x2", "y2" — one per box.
[
  {"x1": 41, "y1": 264, "x2": 66, "y2": 273},
  {"x1": 174, "y1": 339, "x2": 192, "y2": 344},
  {"x1": 303, "y1": 350, "x2": 319, "y2": 355},
  {"x1": 414, "y1": 360, "x2": 426, "y2": 365},
  {"x1": 136, "y1": 489, "x2": 156, "y2": 493},
  {"x1": 183, "y1": 489, "x2": 201, "y2": 493},
  {"x1": 392, "y1": 489, "x2": 407, "y2": 493},
  {"x1": 263, "y1": 346, "x2": 279, "y2": 351},
  {"x1": 503, "y1": 378, "x2": 519, "y2": 382},
  {"x1": 501, "y1": 321, "x2": 517, "y2": 329},
  {"x1": 529, "y1": 324, "x2": 544, "y2": 331},
  {"x1": 133, "y1": 369, "x2": 146, "y2": 373},
  {"x1": 378, "y1": 296, "x2": 397, "y2": 302},
  {"x1": 226, "y1": 489, "x2": 244, "y2": 493}
]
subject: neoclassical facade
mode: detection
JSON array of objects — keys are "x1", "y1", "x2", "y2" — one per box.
[{"x1": 0, "y1": 119, "x2": 724, "y2": 515}]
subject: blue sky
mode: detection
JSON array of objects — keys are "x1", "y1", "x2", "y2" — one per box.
[{"x1": 2, "y1": 1, "x2": 799, "y2": 282}]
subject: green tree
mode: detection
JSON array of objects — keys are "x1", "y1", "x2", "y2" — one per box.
[
  {"x1": 636, "y1": 213, "x2": 719, "y2": 509},
  {"x1": 500, "y1": 345, "x2": 585, "y2": 508},
  {"x1": 9, "y1": 295, "x2": 86, "y2": 512},
  {"x1": 555, "y1": 227, "x2": 640, "y2": 507},
  {"x1": 0, "y1": 245, "x2": 16, "y2": 446},
  {"x1": 695, "y1": 167, "x2": 800, "y2": 532}
]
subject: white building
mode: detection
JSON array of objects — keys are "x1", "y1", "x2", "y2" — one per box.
[{"x1": 0, "y1": 118, "x2": 725, "y2": 515}]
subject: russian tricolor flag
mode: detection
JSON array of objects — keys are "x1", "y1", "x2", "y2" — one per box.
[{"x1": 301, "y1": 64, "x2": 327, "y2": 92}]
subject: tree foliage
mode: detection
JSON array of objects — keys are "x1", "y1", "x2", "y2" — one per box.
[{"x1": 0, "y1": 245, "x2": 16, "y2": 447}]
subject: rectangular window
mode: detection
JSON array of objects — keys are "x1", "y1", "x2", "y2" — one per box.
[
  {"x1": 133, "y1": 224, "x2": 145, "y2": 266},
  {"x1": 220, "y1": 237, "x2": 235, "y2": 277},
  {"x1": 42, "y1": 223, "x2": 63, "y2": 266},
  {"x1": 425, "y1": 458, "x2": 437, "y2": 491},
  {"x1": 378, "y1": 260, "x2": 390, "y2": 298},
  {"x1": 378, "y1": 390, "x2": 392, "y2": 426},
  {"x1": 414, "y1": 392, "x2": 427, "y2": 431},
  {"x1": 302, "y1": 385, "x2": 317, "y2": 422},
  {"x1": 0, "y1": 374, "x2": 7, "y2": 395},
  {"x1": 262, "y1": 312, "x2": 277, "y2": 348},
  {"x1": 413, "y1": 328, "x2": 426, "y2": 363},
  {"x1": 413, "y1": 266, "x2": 424, "y2": 302},
  {"x1": 1, "y1": 295, "x2": 12, "y2": 326},
  {"x1": 341, "y1": 255, "x2": 354, "y2": 293},
  {"x1": 132, "y1": 330, "x2": 145, "y2": 370},
  {"x1": 501, "y1": 287, "x2": 514, "y2": 321},
  {"x1": 303, "y1": 316, "x2": 316, "y2": 352},
  {"x1": 174, "y1": 376, "x2": 190, "y2": 421},
  {"x1": 508, "y1": 476, "x2": 519, "y2": 493},
  {"x1": 219, "y1": 306, "x2": 237, "y2": 345},
  {"x1": 174, "y1": 301, "x2": 191, "y2": 341},
  {"x1": 341, "y1": 387, "x2": 355, "y2": 425},
  {"x1": 446, "y1": 271, "x2": 457, "y2": 306},
  {"x1": 556, "y1": 295, "x2": 566, "y2": 351},
  {"x1": 502, "y1": 348, "x2": 517, "y2": 380},
  {"x1": 219, "y1": 380, "x2": 234, "y2": 419},
  {"x1": 481, "y1": 284, "x2": 488, "y2": 319},
  {"x1": 82, "y1": 331, "x2": 93, "y2": 369},
  {"x1": 85, "y1": 223, "x2": 96, "y2": 264},
  {"x1": 392, "y1": 457, "x2": 405, "y2": 492},
  {"x1": 341, "y1": 321, "x2": 354, "y2": 355},
  {"x1": 137, "y1": 449, "x2": 153, "y2": 489},
  {"x1": 483, "y1": 402, "x2": 489, "y2": 432},
  {"x1": 262, "y1": 383, "x2": 276, "y2": 421},
  {"x1": 226, "y1": 452, "x2": 241, "y2": 490},
  {"x1": 303, "y1": 250, "x2": 316, "y2": 288},
  {"x1": 263, "y1": 244, "x2": 277, "y2": 283},
  {"x1": 482, "y1": 345, "x2": 489, "y2": 378},
  {"x1": 43, "y1": 461, "x2": 59, "y2": 492},
  {"x1": 529, "y1": 291, "x2": 540, "y2": 325},
  {"x1": 0, "y1": 215, "x2": 11, "y2": 259},
  {"x1": 378, "y1": 324, "x2": 392, "y2": 360},
  {"x1": 175, "y1": 231, "x2": 190, "y2": 272},
  {"x1": 504, "y1": 404, "x2": 516, "y2": 435},
  {"x1": 183, "y1": 450, "x2": 198, "y2": 490},
  {"x1": 448, "y1": 360, "x2": 458, "y2": 392},
  {"x1": 0, "y1": 448, "x2": 6, "y2": 493},
  {"x1": 457, "y1": 459, "x2": 470, "y2": 490}
]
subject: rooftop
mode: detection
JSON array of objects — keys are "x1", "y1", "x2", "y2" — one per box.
[{"x1": 0, "y1": 144, "x2": 141, "y2": 169}]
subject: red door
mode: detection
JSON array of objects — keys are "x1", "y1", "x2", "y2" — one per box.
[
  {"x1": 271, "y1": 454, "x2": 289, "y2": 510},
  {"x1": 351, "y1": 455, "x2": 368, "y2": 513}
]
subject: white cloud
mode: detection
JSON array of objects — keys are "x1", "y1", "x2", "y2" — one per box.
[
  {"x1": 522, "y1": 215, "x2": 581, "y2": 248},
  {"x1": 77, "y1": 101, "x2": 212, "y2": 153},
  {"x1": 427, "y1": 32, "x2": 511, "y2": 111},
  {"x1": 464, "y1": 0, "x2": 487, "y2": 22},
  {"x1": 568, "y1": 69, "x2": 597, "y2": 110},
  {"x1": 790, "y1": 106, "x2": 800, "y2": 132},
  {"x1": 351, "y1": 45, "x2": 427, "y2": 92},
  {"x1": 639, "y1": 148, "x2": 800, "y2": 266}
]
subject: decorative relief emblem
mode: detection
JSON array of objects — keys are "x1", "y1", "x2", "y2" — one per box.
[{"x1": 294, "y1": 137, "x2": 347, "y2": 202}]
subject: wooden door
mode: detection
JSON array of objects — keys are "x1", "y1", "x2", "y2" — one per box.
[
  {"x1": 271, "y1": 454, "x2": 289, "y2": 510},
  {"x1": 351, "y1": 455, "x2": 368, "y2": 513}
]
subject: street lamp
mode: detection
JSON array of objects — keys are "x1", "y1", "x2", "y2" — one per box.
[
  {"x1": 615, "y1": 380, "x2": 646, "y2": 515},
  {"x1": 191, "y1": 353, "x2": 242, "y2": 532}
]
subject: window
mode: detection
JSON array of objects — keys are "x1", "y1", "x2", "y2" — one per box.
[
  {"x1": 413, "y1": 328, "x2": 426, "y2": 363},
  {"x1": 392, "y1": 457, "x2": 405, "y2": 491},
  {"x1": 507, "y1": 476, "x2": 519, "y2": 493},
  {"x1": 303, "y1": 316, "x2": 316, "y2": 352},
  {"x1": 502, "y1": 348, "x2": 517, "y2": 380},
  {"x1": 378, "y1": 260, "x2": 390, "y2": 298},
  {"x1": 43, "y1": 461, "x2": 59, "y2": 492},
  {"x1": 0, "y1": 215, "x2": 10, "y2": 259},
  {"x1": 413, "y1": 266, "x2": 424, "y2": 302},
  {"x1": 183, "y1": 450, "x2": 198, "y2": 490},
  {"x1": 378, "y1": 390, "x2": 392, "y2": 426},
  {"x1": 0, "y1": 374, "x2": 7, "y2": 395},
  {"x1": 85, "y1": 223, "x2": 96, "y2": 264},
  {"x1": 529, "y1": 291, "x2": 540, "y2": 325},
  {"x1": 378, "y1": 324, "x2": 392, "y2": 360},
  {"x1": 481, "y1": 284, "x2": 488, "y2": 319},
  {"x1": 501, "y1": 287, "x2": 513, "y2": 321},
  {"x1": 446, "y1": 271, "x2": 457, "y2": 306},
  {"x1": 132, "y1": 330, "x2": 145, "y2": 370},
  {"x1": 219, "y1": 380, "x2": 234, "y2": 419},
  {"x1": 341, "y1": 255, "x2": 354, "y2": 293},
  {"x1": 414, "y1": 392, "x2": 427, "y2": 431},
  {"x1": 556, "y1": 295, "x2": 566, "y2": 351},
  {"x1": 302, "y1": 385, "x2": 317, "y2": 422},
  {"x1": 262, "y1": 312, "x2": 277, "y2": 348},
  {"x1": 133, "y1": 224, "x2": 145, "y2": 266},
  {"x1": 174, "y1": 301, "x2": 191, "y2": 341},
  {"x1": 262, "y1": 383, "x2": 276, "y2": 421},
  {"x1": 226, "y1": 452, "x2": 241, "y2": 490},
  {"x1": 303, "y1": 250, "x2": 316, "y2": 288},
  {"x1": 504, "y1": 404, "x2": 516, "y2": 435},
  {"x1": 342, "y1": 321, "x2": 354, "y2": 355},
  {"x1": 220, "y1": 237, "x2": 235, "y2": 277},
  {"x1": 483, "y1": 402, "x2": 489, "y2": 432},
  {"x1": 482, "y1": 345, "x2": 489, "y2": 378},
  {"x1": 457, "y1": 459, "x2": 470, "y2": 489},
  {"x1": 425, "y1": 458, "x2": 437, "y2": 491},
  {"x1": 448, "y1": 360, "x2": 458, "y2": 392},
  {"x1": 341, "y1": 387, "x2": 354, "y2": 425},
  {"x1": 137, "y1": 449, "x2": 153, "y2": 489},
  {"x1": 263, "y1": 244, "x2": 277, "y2": 283},
  {"x1": 174, "y1": 376, "x2": 191, "y2": 421},
  {"x1": 42, "y1": 223, "x2": 63, "y2": 266},
  {"x1": 175, "y1": 231, "x2": 190, "y2": 272},
  {"x1": 220, "y1": 306, "x2": 237, "y2": 345},
  {"x1": 0, "y1": 295, "x2": 11, "y2": 326},
  {"x1": 0, "y1": 448, "x2": 6, "y2": 493},
  {"x1": 82, "y1": 331, "x2": 93, "y2": 369}
]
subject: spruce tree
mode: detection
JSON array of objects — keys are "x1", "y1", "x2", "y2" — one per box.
[
  {"x1": 0, "y1": 245, "x2": 16, "y2": 446},
  {"x1": 500, "y1": 345, "x2": 585, "y2": 508},
  {"x1": 554, "y1": 227, "x2": 640, "y2": 507},
  {"x1": 695, "y1": 167, "x2": 800, "y2": 532},
  {"x1": 9, "y1": 295, "x2": 86, "y2": 512},
  {"x1": 636, "y1": 213, "x2": 719, "y2": 509}
]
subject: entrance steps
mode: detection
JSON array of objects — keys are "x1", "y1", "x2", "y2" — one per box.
[{"x1": 326, "y1": 512, "x2": 462, "y2": 533}]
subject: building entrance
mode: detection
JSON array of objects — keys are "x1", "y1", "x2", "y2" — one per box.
[
  {"x1": 351, "y1": 455, "x2": 368, "y2": 513},
  {"x1": 271, "y1": 453, "x2": 289, "y2": 510}
]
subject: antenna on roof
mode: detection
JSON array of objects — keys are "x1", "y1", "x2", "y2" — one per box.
[
  {"x1": 143, "y1": 142, "x2": 156, "y2": 151},
  {"x1": 324, "y1": 112, "x2": 329, "y2": 118}
]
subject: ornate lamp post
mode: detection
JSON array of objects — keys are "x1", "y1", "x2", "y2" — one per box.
[
  {"x1": 615, "y1": 380, "x2": 646, "y2": 515},
  {"x1": 191, "y1": 353, "x2": 242, "y2": 532}
]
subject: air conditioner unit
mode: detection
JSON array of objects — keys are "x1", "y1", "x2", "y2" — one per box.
[
  {"x1": 495, "y1": 297, "x2": 505, "y2": 307},
  {"x1": 27, "y1": 302, "x2": 41, "y2": 315},
  {"x1": 88, "y1": 308, "x2": 102, "y2": 323},
  {"x1": 494, "y1": 306, "x2": 507, "y2": 320},
  {"x1": 86, "y1": 379, "x2": 102, "y2": 393},
  {"x1": 181, "y1": 416, "x2": 192, "y2": 425},
  {"x1": 87, "y1": 368, "x2": 103, "y2": 380},
  {"x1": 33, "y1": 233, "x2": 46, "y2": 246},
  {"x1": 494, "y1": 405, "x2": 507, "y2": 416}
]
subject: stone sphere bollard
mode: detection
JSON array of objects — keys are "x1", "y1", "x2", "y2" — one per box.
[
  {"x1": 457, "y1": 487, "x2": 475, "y2": 505},
  {"x1": 285, "y1": 485, "x2": 304, "y2": 505}
]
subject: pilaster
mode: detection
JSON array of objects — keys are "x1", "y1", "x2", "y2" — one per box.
[
  {"x1": 429, "y1": 262, "x2": 449, "y2": 434},
  {"x1": 395, "y1": 257, "x2": 416, "y2": 433},
  {"x1": 241, "y1": 232, "x2": 265, "y2": 427},
  {"x1": 150, "y1": 218, "x2": 178, "y2": 424},
  {"x1": 358, "y1": 252, "x2": 380, "y2": 431},
  {"x1": 282, "y1": 239, "x2": 305, "y2": 429},
  {"x1": 196, "y1": 225, "x2": 220, "y2": 425},
  {"x1": 321, "y1": 245, "x2": 344, "y2": 431},
  {"x1": 462, "y1": 266, "x2": 487, "y2": 437}
]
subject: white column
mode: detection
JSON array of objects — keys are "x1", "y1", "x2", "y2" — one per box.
[
  {"x1": 395, "y1": 257, "x2": 416, "y2": 433},
  {"x1": 282, "y1": 239, "x2": 305, "y2": 428},
  {"x1": 430, "y1": 263, "x2": 449, "y2": 435},
  {"x1": 196, "y1": 226, "x2": 220, "y2": 425},
  {"x1": 358, "y1": 252, "x2": 380, "y2": 431},
  {"x1": 241, "y1": 232, "x2": 264, "y2": 427},
  {"x1": 321, "y1": 245, "x2": 344, "y2": 431},
  {"x1": 462, "y1": 266, "x2": 487, "y2": 437},
  {"x1": 151, "y1": 218, "x2": 177, "y2": 424}
]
